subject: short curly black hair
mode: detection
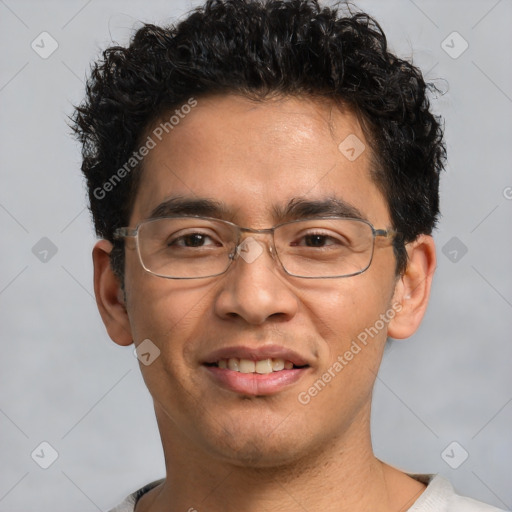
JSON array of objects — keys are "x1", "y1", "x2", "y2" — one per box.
[{"x1": 72, "y1": 0, "x2": 445, "y2": 283}]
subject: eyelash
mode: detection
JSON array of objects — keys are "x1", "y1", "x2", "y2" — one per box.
[{"x1": 168, "y1": 230, "x2": 345, "y2": 248}]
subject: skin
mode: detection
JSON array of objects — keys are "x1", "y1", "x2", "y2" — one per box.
[{"x1": 93, "y1": 94, "x2": 436, "y2": 512}]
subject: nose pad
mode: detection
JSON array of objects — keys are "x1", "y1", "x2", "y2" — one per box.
[
  {"x1": 236, "y1": 236, "x2": 265, "y2": 264},
  {"x1": 230, "y1": 235, "x2": 275, "y2": 265}
]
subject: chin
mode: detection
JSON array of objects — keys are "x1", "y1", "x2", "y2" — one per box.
[
  {"x1": 214, "y1": 438, "x2": 308, "y2": 469},
  {"x1": 197, "y1": 416, "x2": 319, "y2": 469}
]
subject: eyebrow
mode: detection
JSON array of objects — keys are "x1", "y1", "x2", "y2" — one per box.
[
  {"x1": 149, "y1": 196, "x2": 230, "y2": 220},
  {"x1": 273, "y1": 196, "x2": 366, "y2": 222},
  {"x1": 147, "y1": 195, "x2": 367, "y2": 224}
]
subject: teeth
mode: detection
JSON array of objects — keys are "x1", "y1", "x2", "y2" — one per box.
[
  {"x1": 255, "y1": 359, "x2": 273, "y2": 374},
  {"x1": 216, "y1": 358, "x2": 297, "y2": 373},
  {"x1": 228, "y1": 358, "x2": 240, "y2": 371},
  {"x1": 272, "y1": 359, "x2": 284, "y2": 371},
  {"x1": 239, "y1": 359, "x2": 255, "y2": 373}
]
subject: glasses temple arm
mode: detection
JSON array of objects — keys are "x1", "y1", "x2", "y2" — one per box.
[{"x1": 113, "y1": 227, "x2": 137, "y2": 239}]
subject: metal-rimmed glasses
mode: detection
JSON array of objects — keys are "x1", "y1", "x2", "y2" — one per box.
[{"x1": 113, "y1": 215, "x2": 398, "y2": 279}]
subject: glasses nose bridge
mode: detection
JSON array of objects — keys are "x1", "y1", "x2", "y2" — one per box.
[
  {"x1": 238, "y1": 225, "x2": 275, "y2": 237},
  {"x1": 233, "y1": 225, "x2": 278, "y2": 261}
]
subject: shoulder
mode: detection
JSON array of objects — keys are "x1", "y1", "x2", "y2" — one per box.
[
  {"x1": 407, "y1": 474, "x2": 508, "y2": 512},
  {"x1": 449, "y1": 494, "x2": 509, "y2": 512},
  {"x1": 107, "y1": 479, "x2": 164, "y2": 512}
]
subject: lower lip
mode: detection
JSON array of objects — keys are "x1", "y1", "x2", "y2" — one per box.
[{"x1": 203, "y1": 365, "x2": 308, "y2": 396}]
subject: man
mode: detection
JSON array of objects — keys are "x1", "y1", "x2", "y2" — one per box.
[{"x1": 72, "y1": 0, "x2": 505, "y2": 510}]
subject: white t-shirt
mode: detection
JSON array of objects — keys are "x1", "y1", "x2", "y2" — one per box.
[{"x1": 108, "y1": 474, "x2": 507, "y2": 512}]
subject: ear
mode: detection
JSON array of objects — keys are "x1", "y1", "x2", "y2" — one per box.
[
  {"x1": 387, "y1": 234, "x2": 436, "y2": 340},
  {"x1": 92, "y1": 240, "x2": 133, "y2": 346}
]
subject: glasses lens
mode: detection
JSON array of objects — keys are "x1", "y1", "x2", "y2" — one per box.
[
  {"x1": 137, "y1": 217, "x2": 235, "y2": 278},
  {"x1": 135, "y1": 217, "x2": 376, "y2": 279},
  {"x1": 275, "y1": 218, "x2": 375, "y2": 278}
]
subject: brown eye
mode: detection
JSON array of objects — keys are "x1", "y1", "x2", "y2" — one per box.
[
  {"x1": 303, "y1": 234, "x2": 332, "y2": 247},
  {"x1": 171, "y1": 233, "x2": 210, "y2": 247}
]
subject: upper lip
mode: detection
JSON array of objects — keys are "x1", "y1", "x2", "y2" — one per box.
[{"x1": 203, "y1": 344, "x2": 310, "y2": 367}]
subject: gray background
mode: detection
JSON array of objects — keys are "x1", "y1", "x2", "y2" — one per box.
[{"x1": 0, "y1": 0, "x2": 511, "y2": 510}]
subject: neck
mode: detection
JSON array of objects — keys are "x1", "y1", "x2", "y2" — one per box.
[{"x1": 136, "y1": 403, "x2": 425, "y2": 512}]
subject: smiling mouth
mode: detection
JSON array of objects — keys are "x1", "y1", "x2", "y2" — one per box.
[{"x1": 205, "y1": 358, "x2": 309, "y2": 374}]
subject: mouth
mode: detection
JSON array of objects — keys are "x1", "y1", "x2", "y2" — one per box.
[
  {"x1": 202, "y1": 346, "x2": 311, "y2": 396},
  {"x1": 204, "y1": 358, "x2": 308, "y2": 374}
]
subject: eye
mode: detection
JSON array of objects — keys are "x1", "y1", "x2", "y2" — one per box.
[
  {"x1": 167, "y1": 231, "x2": 220, "y2": 248},
  {"x1": 292, "y1": 231, "x2": 347, "y2": 248},
  {"x1": 301, "y1": 234, "x2": 337, "y2": 247}
]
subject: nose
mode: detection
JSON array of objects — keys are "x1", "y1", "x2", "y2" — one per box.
[{"x1": 214, "y1": 235, "x2": 299, "y2": 325}]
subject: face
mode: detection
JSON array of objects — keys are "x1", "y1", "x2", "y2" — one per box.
[{"x1": 104, "y1": 95, "x2": 414, "y2": 468}]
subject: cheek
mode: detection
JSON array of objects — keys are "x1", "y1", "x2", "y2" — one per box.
[
  {"x1": 125, "y1": 250, "x2": 214, "y2": 338},
  {"x1": 299, "y1": 274, "x2": 392, "y2": 342},
  {"x1": 126, "y1": 280, "x2": 219, "y2": 414},
  {"x1": 298, "y1": 270, "x2": 396, "y2": 386},
  {"x1": 125, "y1": 271, "x2": 220, "y2": 389},
  {"x1": 294, "y1": 282, "x2": 392, "y2": 422}
]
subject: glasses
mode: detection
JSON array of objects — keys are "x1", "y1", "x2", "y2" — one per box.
[{"x1": 113, "y1": 215, "x2": 397, "y2": 279}]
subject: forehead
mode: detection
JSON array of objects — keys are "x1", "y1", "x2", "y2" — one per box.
[{"x1": 130, "y1": 94, "x2": 389, "y2": 227}]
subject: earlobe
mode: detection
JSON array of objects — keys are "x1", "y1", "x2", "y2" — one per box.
[
  {"x1": 387, "y1": 235, "x2": 436, "y2": 340},
  {"x1": 92, "y1": 240, "x2": 133, "y2": 346}
]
